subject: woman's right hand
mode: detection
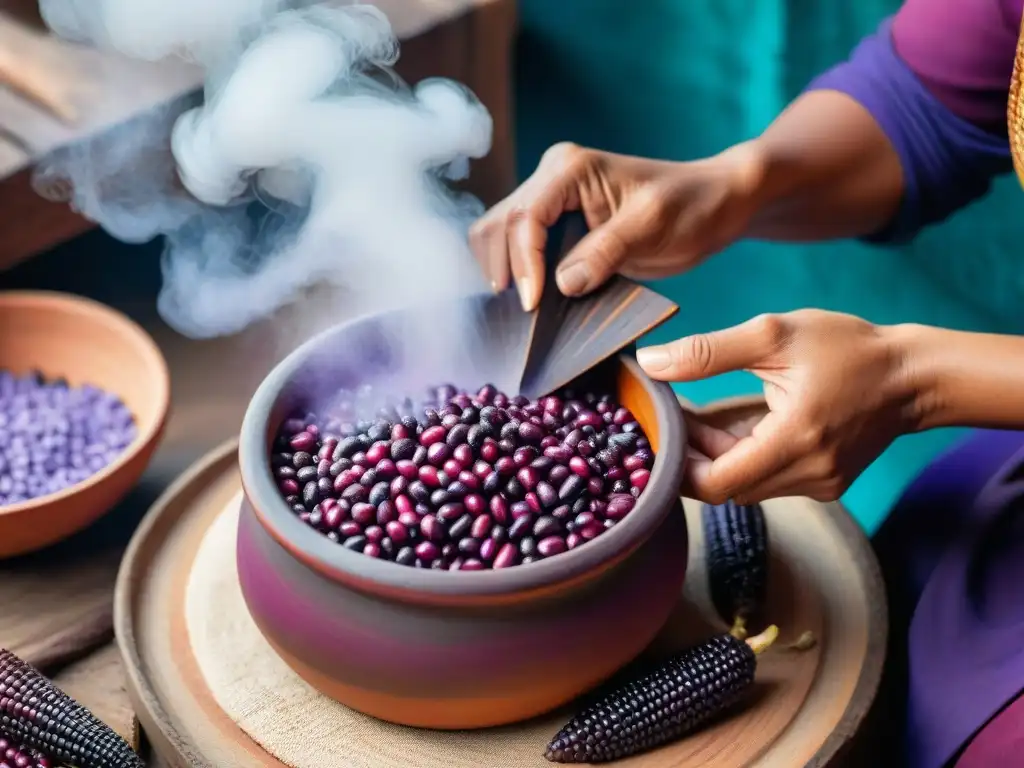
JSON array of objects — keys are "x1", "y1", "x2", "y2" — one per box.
[{"x1": 469, "y1": 140, "x2": 767, "y2": 311}]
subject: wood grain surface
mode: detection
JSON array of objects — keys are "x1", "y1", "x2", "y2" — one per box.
[
  {"x1": 114, "y1": 434, "x2": 886, "y2": 768},
  {"x1": 0, "y1": 544, "x2": 119, "y2": 671}
]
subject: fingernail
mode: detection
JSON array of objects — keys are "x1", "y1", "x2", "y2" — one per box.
[
  {"x1": 516, "y1": 278, "x2": 534, "y2": 312},
  {"x1": 490, "y1": 278, "x2": 501, "y2": 294},
  {"x1": 636, "y1": 346, "x2": 671, "y2": 372},
  {"x1": 555, "y1": 262, "x2": 590, "y2": 295}
]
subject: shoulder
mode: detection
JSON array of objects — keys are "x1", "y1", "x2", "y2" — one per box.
[{"x1": 892, "y1": 0, "x2": 1022, "y2": 132}]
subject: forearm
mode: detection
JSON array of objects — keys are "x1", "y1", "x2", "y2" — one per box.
[
  {"x1": 726, "y1": 16, "x2": 1011, "y2": 246},
  {"x1": 891, "y1": 324, "x2": 1024, "y2": 431},
  {"x1": 734, "y1": 91, "x2": 905, "y2": 242}
]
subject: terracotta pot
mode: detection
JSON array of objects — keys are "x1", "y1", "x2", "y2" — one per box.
[
  {"x1": 236, "y1": 308, "x2": 688, "y2": 730},
  {"x1": 0, "y1": 291, "x2": 170, "y2": 558}
]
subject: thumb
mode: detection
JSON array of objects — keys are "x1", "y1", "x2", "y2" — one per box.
[
  {"x1": 637, "y1": 315, "x2": 782, "y2": 381},
  {"x1": 554, "y1": 207, "x2": 647, "y2": 296}
]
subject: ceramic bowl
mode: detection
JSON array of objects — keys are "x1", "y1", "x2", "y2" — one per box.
[
  {"x1": 236, "y1": 308, "x2": 688, "y2": 730},
  {"x1": 0, "y1": 291, "x2": 170, "y2": 558}
]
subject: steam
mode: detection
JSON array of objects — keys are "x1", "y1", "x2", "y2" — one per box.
[{"x1": 35, "y1": 0, "x2": 493, "y2": 355}]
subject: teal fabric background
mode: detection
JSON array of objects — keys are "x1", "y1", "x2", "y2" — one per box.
[{"x1": 514, "y1": 0, "x2": 1024, "y2": 533}]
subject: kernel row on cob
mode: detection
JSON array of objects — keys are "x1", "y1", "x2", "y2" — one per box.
[
  {"x1": 544, "y1": 625, "x2": 780, "y2": 764},
  {"x1": 0, "y1": 649, "x2": 144, "y2": 768}
]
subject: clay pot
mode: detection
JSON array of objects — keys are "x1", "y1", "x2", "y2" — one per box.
[
  {"x1": 0, "y1": 291, "x2": 170, "y2": 558},
  {"x1": 236, "y1": 308, "x2": 688, "y2": 730}
]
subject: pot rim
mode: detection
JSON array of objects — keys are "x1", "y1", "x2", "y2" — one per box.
[{"x1": 239, "y1": 307, "x2": 687, "y2": 600}]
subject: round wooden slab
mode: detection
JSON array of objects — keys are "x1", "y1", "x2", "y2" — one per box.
[{"x1": 115, "y1": 437, "x2": 886, "y2": 768}]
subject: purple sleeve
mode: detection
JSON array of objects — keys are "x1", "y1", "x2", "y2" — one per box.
[{"x1": 805, "y1": 18, "x2": 1012, "y2": 244}]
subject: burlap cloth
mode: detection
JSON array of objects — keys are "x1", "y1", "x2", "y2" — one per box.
[{"x1": 185, "y1": 495, "x2": 566, "y2": 768}]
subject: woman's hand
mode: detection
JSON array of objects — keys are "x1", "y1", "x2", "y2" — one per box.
[
  {"x1": 469, "y1": 141, "x2": 766, "y2": 311},
  {"x1": 639, "y1": 310, "x2": 924, "y2": 503}
]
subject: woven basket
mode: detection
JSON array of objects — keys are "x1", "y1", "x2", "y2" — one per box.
[{"x1": 1009, "y1": 18, "x2": 1024, "y2": 185}]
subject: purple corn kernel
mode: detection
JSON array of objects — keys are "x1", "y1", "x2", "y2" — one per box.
[
  {"x1": 479, "y1": 537, "x2": 498, "y2": 561},
  {"x1": 391, "y1": 439, "x2": 417, "y2": 461},
  {"x1": 339, "y1": 520, "x2": 362, "y2": 538},
  {"x1": 605, "y1": 466, "x2": 626, "y2": 482},
  {"x1": 540, "y1": 433, "x2": 559, "y2": 448},
  {"x1": 509, "y1": 516, "x2": 533, "y2": 540},
  {"x1": 510, "y1": 501, "x2": 533, "y2": 520},
  {"x1": 480, "y1": 439, "x2": 500, "y2": 463},
  {"x1": 489, "y1": 495, "x2": 509, "y2": 524},
  {"x1": 396, "y1": 460, "x2": 418, "y2": 479},
  {"x1": 427, "y1": 443, "x2": 451, "y2": 466},
  {"x1": 437, "y1": 503, "x2": 465, "y2": 523},
  {"x1": 323, "y1": 502, "x2": 346, "y2": 529},
  {"x1": 536, "y1": 481, "x2": 558, "y2": 509},
  {"x1": 495, "y1": 456, "x2": 516, "y2": 476},
  {"x1": 415, "y1": 541, "x2": 440, "y2": 562},
  {"x1": 418, "y1": 465, "x2": 441, "y2": 488},
  {"x1": 518, "y1": 422, "x2": 543, "y2": 444},
  {"x1": 630, "y1": 469, "x2": 651, "y2": 491},
  {"x1": 471, "y1": 515, "x2": 492, "y2": 539},
  {"x1": 389, "y1": 476, "x2": 408, "y2": 497},
  {"x1": 605, "y1": 494, "x2": 635, "y2": 520},
  {"x1": 386, "y1": 520, "x2": 408, "y2": 544},
  {"x1": 448, "y1": 514, "x2": 473, "y2": 540},
  {"x1": 464, "y1": 493, "x2": 486, "y2": 516},
  {"x1": 289, "y1": 432, "x2": 316, "y2": 451},
  {"x1": 493, "y1": 542, "x2": 519, "y2": 569},
  {"x1": 420, "y1": 515, "x2": 444, "y2": 542},
  {"x1": 533, "y1": 516, "x2": 563, "y2": 539},
  {"x1": 549, "y1": 465, "x2": 571, "y2": 485},
  {"x1": 525, "y1": 492, "x2": 542, "y2": 514},
  {"x1": 376, "y1": 500, "x2": 396, "y2": 526},
  {"x1": 538, "y1": 536, "x2": 568, "y2": 557},
  {"x1": 351, "y1": 503, "x2": 376, "y2": 526},
  {"x1": 453, "y1": 443, "x2": 474, "y2": 466},
  {"x1": 516, "y1": 467, "x2": 539, "y2": 490}
]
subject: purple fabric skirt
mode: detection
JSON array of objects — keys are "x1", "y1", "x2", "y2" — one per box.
[{"x1": 873, "y1": 429, "x2": 1024, "y2": 768}]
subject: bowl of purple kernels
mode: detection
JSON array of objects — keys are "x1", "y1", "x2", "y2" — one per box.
[
  {"x1": 235, "y1": 308, "x2": 689, "y2": 730},
  {"x1": 0, "y1": 371, "x2": 137, "y2": 507},
  {"x1": 270, "y1": 382, "x2": 654, "y2": 570},
  {"x1": 0, "y1": 291, "x2": 169, "y2": 558}
]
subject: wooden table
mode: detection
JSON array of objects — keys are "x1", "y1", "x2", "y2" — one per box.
[
  {"x1": 0, "y1": 1, "x2": 516, "y2": 763},
  {"x1": 0, "y1": 0, "x2": 516, "y2": 271}
]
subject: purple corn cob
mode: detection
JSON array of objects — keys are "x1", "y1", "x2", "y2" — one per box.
[{"x1": 0, "y1": 649, "x2": 144, "y2": 768}]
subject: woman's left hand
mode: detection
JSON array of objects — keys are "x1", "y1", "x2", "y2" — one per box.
[{"x1": 638, "y1": 309, "x2": 923, "y2": 503}]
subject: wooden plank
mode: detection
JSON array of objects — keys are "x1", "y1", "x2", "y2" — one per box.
[
  {"x1": 0, "y1": 0, "x2": 495, "y2": 178},
  {"x1": 0, "y1": 11, "x2": 202, "y2": 174},
  {"x1": 0, "y1": 167, "x2": 96, "y2": 271},
  {"x1": 0, "y1": 0, "x2": 515, "y2": 271},
  {"x1": 0, "y1": 543, "x2": 120, "y2": 672}
]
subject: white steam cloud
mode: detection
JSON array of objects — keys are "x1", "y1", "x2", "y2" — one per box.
[{"x1": 35, "y1": 0, "x2": 493, "y2": 347}]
